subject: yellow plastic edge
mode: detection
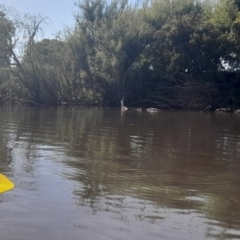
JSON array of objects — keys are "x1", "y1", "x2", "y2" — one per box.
[{"x1": 0, "y1": 173, "x2": 14, "y2": 194}]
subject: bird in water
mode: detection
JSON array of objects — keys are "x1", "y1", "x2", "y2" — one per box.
[
  {"x1": 146, "y1": 108, "x2": 160, "y2": 112},
  {"x1": 121, "y1": 97, "x2": 128, "y2": 111}
]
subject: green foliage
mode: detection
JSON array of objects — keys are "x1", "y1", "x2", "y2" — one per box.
[
  {"x1": 136, "y1": 0, "x2": 240, "y2": 108},
  {"x1": 72, "y1": 0, "x2": 153, "y2": 104},
  {"x1": 207, "y1": 0, "x2": 237, "y2": 30},
  {"x1": 0, "y1": 7, "x2": 15, "y2": 102},
  {"x1": 1, "y1": 0, "x2": 240, "y2": 108},
  {"x1": 19, "y1": 39, "x2": 66, "y2": 104},
  {"x1": 0, "y1": 9, "x2": 14, "y2": 68}
]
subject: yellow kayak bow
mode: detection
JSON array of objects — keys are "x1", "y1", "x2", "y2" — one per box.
[{"x1": 0, "y1": 174, "x2": 14, "y2": 194}]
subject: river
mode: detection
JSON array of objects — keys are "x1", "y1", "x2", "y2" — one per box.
[{"x1": 0, "y1": 105, "x2": 240, "y2": 240}]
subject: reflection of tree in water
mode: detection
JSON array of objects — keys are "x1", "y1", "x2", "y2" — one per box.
[
  {"x1": 0, "y1": 136, "x2": 12, "y2": 173},
  {"x1": 62, "y1": 110, "x2": 240, "y2": 234},
  {"x1": 0, "y1": 106, "x2": 61, "y2": 190},
  {"x1": 0, "y1": 107, "x2": 17, "y2": 173},
  {"x1": 1, "y1": 106, "x2": 240, "y2": 235}
]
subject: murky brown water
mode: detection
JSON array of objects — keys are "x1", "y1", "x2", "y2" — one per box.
[{"x1": 0, "y1": 105, "x2": 240, "y2": 240}]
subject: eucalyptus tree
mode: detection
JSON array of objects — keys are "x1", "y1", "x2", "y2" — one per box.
[
  {"x1": 4, "y1": 13, "x2": 54, "y2": 105},
  {"x1": 0, "y1": 7, "x2": 47, "y2": 104},
  {"x1": 202, "y1": 0, "x2": 240, "y2": 107},
  {"x1": 0, "y1": 9, "x2": 13, "y2": 67},
  {"x1": 140, "y1": 0, "x2": 240, "y2": 108},
  {"x1": 0, "y1": 6, "x2": 16, "y2": 101},
  {"x1": 55, "y1": 28, "x2": 103, "y2": 105},
  {"x1": 15, "y1": 15, "x2": 50, "y2": 104},
  {"x1": 71, "y1": 0, "x2": 153, "y2": 105}
]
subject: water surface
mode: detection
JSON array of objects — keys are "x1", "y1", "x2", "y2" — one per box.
[{"x1": 0, "y1": 105, "x2": 240, "y2": 240}]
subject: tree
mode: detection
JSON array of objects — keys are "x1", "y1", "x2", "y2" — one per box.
[
  {"x1": 0, "y1": 8, "x2": 14, "y2": 67},
  {"x1": 19, "y1": 38, "x2": 67, "y2": 105},
  {"x1": 138, "y1": 0, "x2": 240, "y2": 108},
  {"x1": 72, "y1": 0, "x2": 153, "y2": 105},
  {"x1": 0, "y1": 6, "x2": 15, "y2": 101},
  {"x1": 7, "y1": 14, "x2": 54, "y2": 105}
]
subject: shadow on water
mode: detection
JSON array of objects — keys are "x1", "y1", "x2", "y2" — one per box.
[{"x1": 0, "y1": 105, "x2": 240, "y2": 239}]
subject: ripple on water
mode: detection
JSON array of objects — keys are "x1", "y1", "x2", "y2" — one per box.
[{"x1": 0, "y1": 108, "x2": 240, "y2": 240}]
